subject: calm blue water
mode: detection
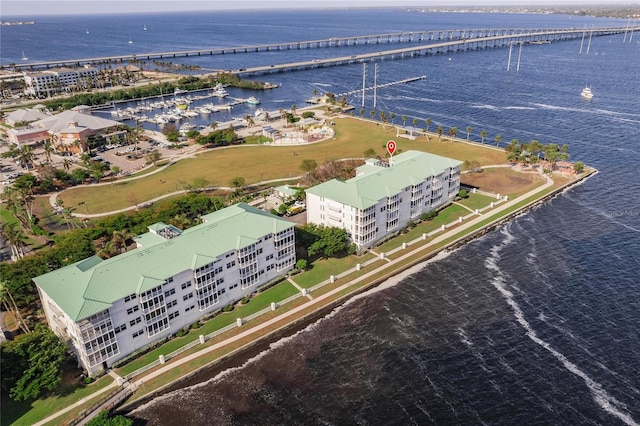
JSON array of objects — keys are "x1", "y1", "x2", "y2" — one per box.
[{"x1": 5, "y1": 9, "x2": 640, "y2": 425}]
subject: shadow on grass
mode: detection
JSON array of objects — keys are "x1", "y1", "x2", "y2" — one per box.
[{"x1": 0, "y1": 392, "x2": 34, "y2": 426}]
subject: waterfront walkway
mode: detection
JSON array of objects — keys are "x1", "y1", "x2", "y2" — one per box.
[{"x1": 34, "y1": 169, "x2": 559, "y2": 425}]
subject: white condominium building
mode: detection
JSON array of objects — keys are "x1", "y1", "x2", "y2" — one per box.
[
  {"x1": 24, "y1": 67, "x2": 98, "y2": 97},
  {"x1": 34, "y1": 203, "x2": 296, "y2": 375},
  {"x1": 306, "y1": 150, "x2": 462, "y2": 250}
]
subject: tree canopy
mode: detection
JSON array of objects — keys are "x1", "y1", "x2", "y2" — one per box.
[
  {"x1": 0, "y1": 326, "x2": 69, "y2": 401},
  {"x1": 296, "y1": 224, "x2": 354, "y2": 258},
  {"x1": 86, "y1": 410, "x2": 134, "y2": 426}
]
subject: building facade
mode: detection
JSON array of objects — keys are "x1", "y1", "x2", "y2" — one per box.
[
  {"x1": 24, "y1": 67, "x2": 98, "y2": 98},
  {"x1": 306, "y1": 150, "x2": 462, "y2": 250},
  {"x1": 5, "y1": 109, "x2": 120, "y2": 151},
  {"x1": 34, "y1": 204, "x2": 296, "y2": 375}
]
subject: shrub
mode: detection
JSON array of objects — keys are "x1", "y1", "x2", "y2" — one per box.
[
  {"x1": 421, "y1": 211, "x2": 438, "y2": 221},
  {"x1": 295, "y1": 259, "x2": 308, "y2": 271}
]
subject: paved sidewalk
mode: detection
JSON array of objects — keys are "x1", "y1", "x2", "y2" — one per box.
[
  {"x1": 31, "y1": 380, "x2": 119, "y2": 426},
  {"x1": 33, "y1": 170, "x2": 558, "y2": 425}
]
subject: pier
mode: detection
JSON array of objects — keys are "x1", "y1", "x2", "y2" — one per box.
[
  {"x1": 334, "y1": 76, "x2": 426, "y2": 98},
  {"x1": 3, "y1": 26, "x2": 637, "y2": 71}
]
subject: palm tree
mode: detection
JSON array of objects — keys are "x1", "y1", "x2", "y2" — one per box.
[
  {"x1": 111, "y1": 230, "x2": 133, "y2": 254},
  {"x1": 401, "y1": 115, "x2": 408, "y2": 127},
  {"x1": 359, "y1": 107, "x2": 365, "y2": 118},
  {"x1": 97, "y1": 240, "x2": 118, "y2": 259},
  {"x1": 425, "y1": 118, "x2": 432, "y2": 132},
  {"x1": 263, "y1": 112, "x2": 270, "y2": 123},
  {"x1": 495, "y1": 134, "x2": 502, "y2": 148},
  {"x1": 18, "y1": 145, "x2": 36, "y2": 169},
  {"x1": 290, "y1": 103, "x2": 297, "y2": 117},
  {"x1": 55, "y1": 199, "x2": 74, "y2": 230},
  {"x1": 508, "y1": 139, "x2": 519, "y2": 154},
  {"x1": 528, "y1": 139, "x2": 541, "y2": 161},
  {"x1": 437, "y1": 125, "x2": 443, "y2": 141},
  {"x1": 480, "y1": 130, "x2": 487, "y2": 144},
  {"x1": 412, "y1": 118, "x2": 418, "y2": 128},
  {"x1": 369, "y1": 110, "x2": 375, "y2": 120},
  {"x1": 71, "y1": 139, "x2": 82, "y2": 154},
  {"x1": 1, "y1": 222, "x2": 27, "y2": 260},
  {"x1": 42, "y1": 138, "x2": 55, "y2": 165},
  {"x1": 448, "y1": 127, "x2": 458, "y2": 142},
  {"x1": 134, "y1": 120, "x2": 144, "y2": 153},
  {"x1": 466, "y1": 126, "x2": 472, "y2": 141},
  {"x1": 390, "y1": 112, "x2": 396, "y2": 125},
  {"x1": 0, "y1": 281, "x2": 30, "y2": 333},
  {"x1": 62, "y1": 158, "x2": 72, "y2": 171}
]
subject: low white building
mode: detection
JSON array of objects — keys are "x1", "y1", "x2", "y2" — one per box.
[
  {"x1": 306, "y1": 150, "x2": 462, "y2": 250},
  {"x1": 34, "y1": 203, "x2": 296, "y2": 375}
]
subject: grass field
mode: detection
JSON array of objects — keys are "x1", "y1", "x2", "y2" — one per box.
[{"x1": 56, "y1": 114, "x2": 507, "y2": 214}]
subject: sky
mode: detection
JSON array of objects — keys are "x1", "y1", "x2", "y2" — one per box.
[{"x1": 1, "y1": 0, "x2": 631, "y2": 17}]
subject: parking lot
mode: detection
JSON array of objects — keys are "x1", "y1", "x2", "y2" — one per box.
[{"x1": 0, "y1": 135, "x2": 186, "y2": 187}]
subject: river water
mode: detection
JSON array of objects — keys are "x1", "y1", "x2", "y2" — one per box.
[{"x1": 4, "y1": 8, "x2": 640, "y2": 425}]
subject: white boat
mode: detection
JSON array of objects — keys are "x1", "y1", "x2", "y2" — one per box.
[
  {"x1": 254, "y1": 108, "x2": 266, "y2": 118},
  {"x1": 246, "y1": 96, "x2": 261, "y2": 105},
  {"x1": 144, "y1": 24, "x2": 147, "y2": 31},
  {"x1": 212, "y1": 85, "x2": 228, "y2": 97},
  {"x1": 128, "y1": 37, "x2": 133, "y2": 44},
  {"x1": 174, "y1": 88, "x2": 187, "y2": 95},
  {"x1": 21, "y1": 51, "x2": 28, "y2": 61},
  {"x1": 180, "y1": 122, "x2": 196, "y2": 131},
  {"x1": 581, "y1": 87, "x2": 594, "y2": 100}
]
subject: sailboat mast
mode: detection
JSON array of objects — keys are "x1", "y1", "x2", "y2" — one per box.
[{"x1": 361, "y1": 63, "x2": 366, "y2": 108}]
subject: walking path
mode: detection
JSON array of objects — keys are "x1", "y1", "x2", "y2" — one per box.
[{"x1": 34, "y1": 169, "x2": 561, "y2": 426}]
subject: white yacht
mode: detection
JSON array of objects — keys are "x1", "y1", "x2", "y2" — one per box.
[{"x1": 581, "y1": 87, "x2": 594, "y2": 100}]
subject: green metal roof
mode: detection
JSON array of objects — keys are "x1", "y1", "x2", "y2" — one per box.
[
  {"x1": 306, "y1": 150, "x2": 462, "y2": 209},
  {"x1": 274, "y1": 185, "x2": 298, "y2": 197},
  {"x1": 33, "y1": 203, "x2": 294, "y2": 321}
]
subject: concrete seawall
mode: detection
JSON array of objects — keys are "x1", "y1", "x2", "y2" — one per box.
[{"x1": 119, "y1": 168, "x2": 596, "y2": 415}]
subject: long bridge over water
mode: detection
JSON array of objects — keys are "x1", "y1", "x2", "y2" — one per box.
[{"x1": 3, "y1": 26, "x2": 638, "y2": 73}]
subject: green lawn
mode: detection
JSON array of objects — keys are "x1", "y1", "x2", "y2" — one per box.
[
  {"x1": 375, "y1": 204, "x2": 470, "y2": 254},
  {"x1": 293, "y1": 253, "x2": 376, "y2": 288},
  {"x1": 116, "y1": 280, "x2": 299, "y2": 377},
  {"x1": 457, "y1": 192, "x2": 497, "y2": 210},
  {"x1": 1, "y1": 375, "x2": 113, "y2": 426},
  {"x1": 57, "y1": 115, "x2": 507, "y2": 214}
]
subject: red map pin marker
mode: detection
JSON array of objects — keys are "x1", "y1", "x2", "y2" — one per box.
[{"x1": 386, "y1": 140, "x2": 397, "y2": 156}]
